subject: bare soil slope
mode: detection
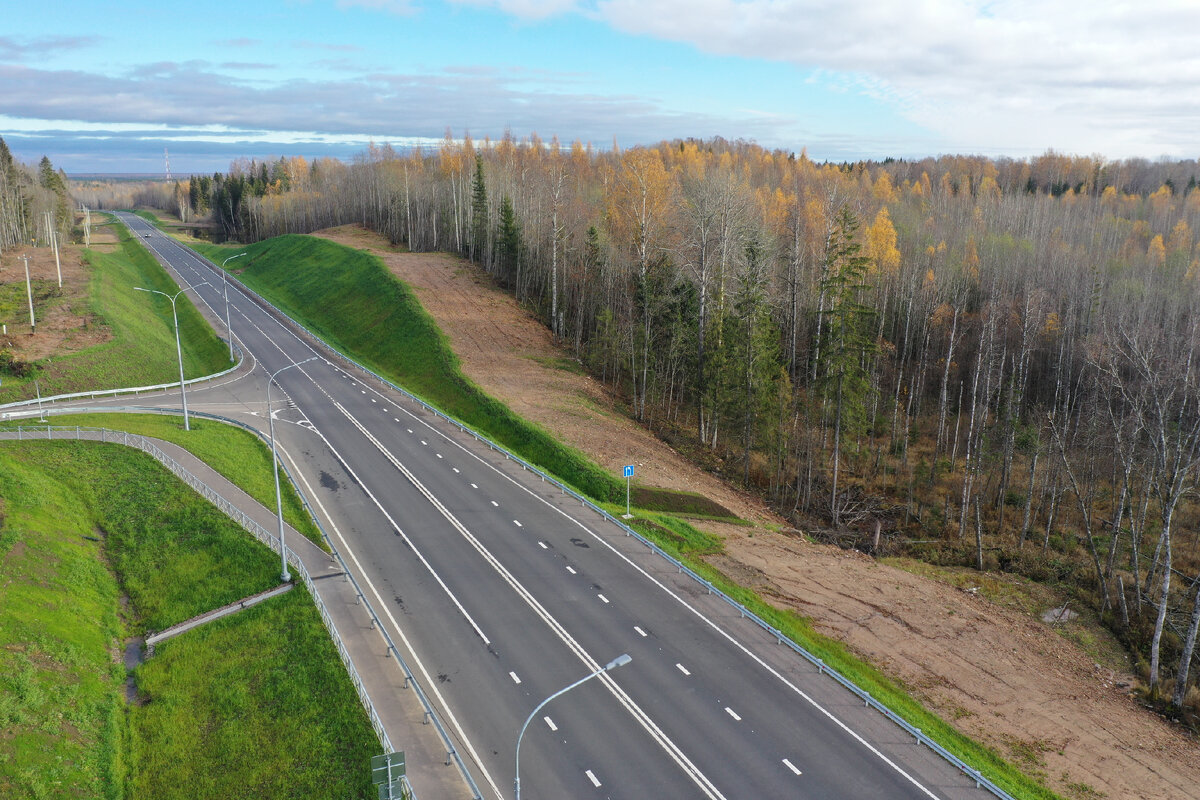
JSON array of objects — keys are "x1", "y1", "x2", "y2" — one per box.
[
  {"x1": 315, "y1": 224, "x2": 1200, "y2": 800},
  {"x1": 0, "y1": 239, "x2": 108, "y2": 362}
]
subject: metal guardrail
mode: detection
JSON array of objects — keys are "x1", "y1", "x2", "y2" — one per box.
[
  {"x1": 0, "y1": 424, "x2": 416, "y2": 800},
  {"x1": 170, "y1": 247, "x2": 1019, "y2": 799},
  {"x1": 0, "y1": 341, "x2": 245, "y2": 414}
]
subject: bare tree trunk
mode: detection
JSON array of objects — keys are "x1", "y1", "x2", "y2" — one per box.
[
  {"x1": 1150, "y1": 513, "x2": 1173, "y2": 695},
  {"x1": 1018, "y1": 450, "x2": 1038, "y2": 548},
  {"x1": 1173, "y1": 577, "x2": 1200, "y2": 708}
]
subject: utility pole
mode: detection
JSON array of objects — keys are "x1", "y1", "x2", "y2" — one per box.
[
  {"x1": 20, "y1": 254, "x2": 35, "y2": 334},
  {"x1": 82, "y1": 205, "x2": 91, "y2": 248},
  {"x1": 45, "y1": 211, "x2": 61, "y2": 287}
]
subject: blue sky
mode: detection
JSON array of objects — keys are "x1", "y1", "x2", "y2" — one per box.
[{"x1": 3, "y1": 0, "x2": 1197, "y2": 173}]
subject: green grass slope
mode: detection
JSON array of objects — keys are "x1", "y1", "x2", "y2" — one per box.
[
  {"x1": 1, "y1": 412, "x2": 325, "y2": 549},
  {"x1": 196, "y1": 235, "x2": 730, "y2": 515},
  {"x1": 0, "y1": 442, "x2": 377, "y2": 799},
  {"x1": 0, "y1": 224, "x2": 228, "y2": 405}
]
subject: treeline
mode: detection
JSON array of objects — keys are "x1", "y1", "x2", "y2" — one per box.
[
  {"x1": 172, "y1": 136, "x2": 1200, "y2": 712},
  {"x1": 0, "y1": 136, "x2": 73, "y2": 252}
]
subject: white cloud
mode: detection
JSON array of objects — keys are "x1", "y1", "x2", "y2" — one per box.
[{"x1": 466, "y1": 0, "x2": 1200, "y2": 157}]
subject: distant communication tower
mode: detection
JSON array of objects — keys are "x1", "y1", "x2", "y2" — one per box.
[{"x1": 164, "y1": 148, "x2": 171, "y2": 182}]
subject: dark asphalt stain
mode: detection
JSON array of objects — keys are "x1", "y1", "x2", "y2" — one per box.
[
  {"x1": 438, "y1": 673, "x2": 450, "y2": 683},
  {"x1": 569, "y1": 537, "x2": 589, "y2": 548},
  {"x1": 319, "y1": 470, "x2": 339, "y2": 491}
]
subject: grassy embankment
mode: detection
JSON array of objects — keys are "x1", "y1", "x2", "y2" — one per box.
[
  {"x1": 195, "y1": 231, "x2": 1061, "y2": 799},
  {"x1": 194, "y1": 235, "x2": 731, "y2": 518},
  {"x1": 0, "y1": 222, "x2": 228, "y2": 405},
  {"x1": 0, "y1": 412, "x2": 324, "y2": 549},
  {"x1": 0, "y1": 441, "x2": 377, "y2": 799}
]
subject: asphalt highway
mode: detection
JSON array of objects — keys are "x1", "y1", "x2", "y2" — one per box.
[{"x1": 107, "y1": 213, "x2": 998, "y2": 800}]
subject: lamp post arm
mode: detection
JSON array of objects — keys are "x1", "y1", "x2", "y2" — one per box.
[
  {"x1": 514, "y1": 654, "x2": 630, "y2": 800},
  {"x1": 221, "y1": 253, "x2": 246, "y2": 362}
]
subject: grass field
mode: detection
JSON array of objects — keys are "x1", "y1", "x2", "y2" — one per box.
[
  {"x1": 0, "y1": 224, "x2": 229, "y2": 405},
  {"x1": 0, "y1": 412, "x2": 325, "y2": 549},
  {"x1": 0, "y1": 441, "x2": 377, "y2": 799}
]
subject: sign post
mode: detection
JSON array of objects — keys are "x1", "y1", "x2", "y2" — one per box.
[
  {"x1": 371, "y1": 752, "x2": 408, "y2": 800},
  {"x1": 622, "y1": 464, "x2": 634, "y2": 518}
]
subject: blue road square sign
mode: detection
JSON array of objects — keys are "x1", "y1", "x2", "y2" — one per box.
[{"x1": 623, "y1": 464, "x2": 635, "y2": 478}]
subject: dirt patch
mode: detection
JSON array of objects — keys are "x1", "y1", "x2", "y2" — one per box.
[
  {"x1": 0, "y1": 236, "x2": 110, "y2": 363},
  {"x1": 313, "y1": 225, "x2": 770, "y2": 524},
  {"x1": 313, "y1": 224, "x2": 1200, "y2": 799}
]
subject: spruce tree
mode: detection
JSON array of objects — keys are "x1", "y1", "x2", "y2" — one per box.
[
  {"x1": 818, "y1": 204, "x2": 877, "y2": 524},
  {"x1": 469, "y1": 154, "x2": 488, "y2": 265}
]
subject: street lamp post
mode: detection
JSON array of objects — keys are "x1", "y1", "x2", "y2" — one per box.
[
  {"x1": 267, "y1": 357, "x2": 316, "y2": 583},
  {"x1": 514, "y1": 653, "x2": 632, "y2": 800},
  {"x1": 220, "y1": 253, "x2": 246, "y2": 361},
  {"x1": 134, "y1": 281, "x2": 208, "y2": 430}
]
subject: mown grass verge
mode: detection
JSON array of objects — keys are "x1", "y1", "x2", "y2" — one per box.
[
  {"x1": 0, "y1": 441, "x2": 377, "y2": 799},
  {"x1": 0, "y1": 224, "x2": 228, "y2": 405},
  {"x1": 0, "y1": 412, "x2": 324, "y2": 549},
  {"x1": 194, "y1": 237, "x2": 618, "y2": 498},
  {"x1": 130, "y1": 588, "x2": 373, "y2": 800}
]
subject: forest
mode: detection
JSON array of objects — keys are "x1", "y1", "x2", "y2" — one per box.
[
  {"x1": 68, "y1": 135, "x2": 1200, "y2": 718},
  {"x1": 0, "y1": 138, "x2": 72, "y2": 254}
]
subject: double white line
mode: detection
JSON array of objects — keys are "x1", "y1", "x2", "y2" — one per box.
[{"x1": 335, "y1": 400, "x2": 727, "y2": 800}]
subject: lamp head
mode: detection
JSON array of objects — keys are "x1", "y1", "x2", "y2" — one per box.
[{"x1": 604, "y1": 654, "x2": 632, "y2": 671}]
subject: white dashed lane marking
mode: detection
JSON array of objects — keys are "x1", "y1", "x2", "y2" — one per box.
[
  {"x1": 513, "y1": 520, "x2": 522, "y2": 527},
  {"x1": 509, "y1": 671, "x2": 521, "y2": 685},
  {"x1": 725, "y1": 707, "x2": 741, "y2": 721},
  {"x1": 538, "y1": 541, "x2": 548, "y2": 550},
  {"x1": 676, "y1": 663, "x2": 690, "y2": 676},
  {"x1": 782, "y1": 759, "x2": 802, "y2": 776},
  {"x1": 470, "y1": 483, "x2": 478, "y2": 489},
  {"x1": 634, "y1": 626, "x2": 647, "y2": 637},
  {"x1": 598, "y1": 594, "x2": 609, "y2": 604},
  {"x1": 544, "y1": 717, "x2": 557, "y2": 731},
  {"x1": 585, "y1": 770, "x2": 601, "y2": 788},
  {"x1": 452, "y1": 467, "x2": 460, "y2": 473},
  {"x1": 490, "y1": 500, "x2": 499, "y2": 507}
]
